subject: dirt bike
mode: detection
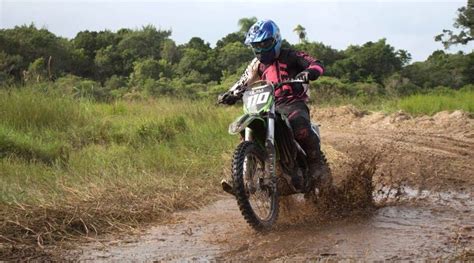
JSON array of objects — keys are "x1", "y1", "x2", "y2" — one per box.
[{"x1": 218, "y1": 80, "x2": 332, "y2": 231}]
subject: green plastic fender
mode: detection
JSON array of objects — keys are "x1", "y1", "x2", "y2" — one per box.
[{"x1": 228, "y1": 114, "x2": 266, "y2": 135}]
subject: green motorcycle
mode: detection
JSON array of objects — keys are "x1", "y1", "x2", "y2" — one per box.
[{"x1": 218, "y1": 80, "x2": 332, "y2": 231}]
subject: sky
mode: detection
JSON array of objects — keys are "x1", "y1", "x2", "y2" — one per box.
[{"x1": 1, "y1": 0, "x2": 473, "y2": 62}]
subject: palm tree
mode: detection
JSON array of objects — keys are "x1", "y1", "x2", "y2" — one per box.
[
  {"x1": 238, "y1": 17, "x2": 258, "y2": 35},
  {"x1": 293, "y1": 24, "x2": 307, "y2": 43}
]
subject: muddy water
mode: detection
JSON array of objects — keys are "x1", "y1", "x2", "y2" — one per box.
[{"x1": 74, "y1": 188, "x2": 473, "y2": 261}]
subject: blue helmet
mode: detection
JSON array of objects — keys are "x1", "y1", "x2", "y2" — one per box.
[{"x1": 245, "y1": 19, "x2": 282, "y2": 64}]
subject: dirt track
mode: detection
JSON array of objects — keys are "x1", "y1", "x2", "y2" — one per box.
[{"x1": 69, "y1": 107, "x2": 474, "y2": 261}]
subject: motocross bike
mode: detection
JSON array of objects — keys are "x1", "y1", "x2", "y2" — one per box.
[{"x1": 218, "y1": 80, "x2": 332, "y2": 231}]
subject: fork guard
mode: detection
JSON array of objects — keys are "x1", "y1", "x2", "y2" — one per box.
[{"x1": 228, "y1": 114, "x2": 266, "y2": 135}]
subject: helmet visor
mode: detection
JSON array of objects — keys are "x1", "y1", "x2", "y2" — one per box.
[{"x1": 251, "y1": 38, "x2": 275, "y2": 53}]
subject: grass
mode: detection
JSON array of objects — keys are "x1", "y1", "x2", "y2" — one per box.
[
  {"x1": 313, "y1": 89, "x2": 474, "y2": 116},
  {"x1": 398, "y1": 89, "x2": 474, "y2": 115},
  {"x1": 0, "y1": 87, "x2": 241, "y2": 259}
]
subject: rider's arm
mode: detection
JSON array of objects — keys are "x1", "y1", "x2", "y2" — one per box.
[
  {"x1": 294, "y1": 51, "x2": 324, "y2": 81},
  {"x1": 229, "y1": 58, "x2": 260, "y2": 96}
]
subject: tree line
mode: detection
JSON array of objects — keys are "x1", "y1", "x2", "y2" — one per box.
[{"x1": 0, "y1": 2, "x2": 472, "y2": 101}]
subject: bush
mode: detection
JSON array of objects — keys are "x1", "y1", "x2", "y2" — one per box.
[
  {"x1": 55, "y1": 75, "x2": 111, "y2": 101},
  {"x1": 0, "y1": 126, "x2": 70, "y2": 164},
  {"x1": 142, "y1": 78, "x2": 175, "y2": 97},
  {"x1": 312, "y1": 77, "x2": 353, "y2": 102},
  {"x1": 352, "y1": 82, "x2": 383, "y2": 97},
  {"x1": 460, "y1": 84, "x2": 474, "y2": 92},
  {"x1": 430, "y1": 86, "x2": 456, "y2": 96},
  {"x1": 105, "y1": 75, "x2": 128, "y2": 90},
  {"x1": 384, "y1": 73, "x2": 422, "y2": 97},
  {"x1": 137, "y1": 116, "x2": 188, "y2": 142}
]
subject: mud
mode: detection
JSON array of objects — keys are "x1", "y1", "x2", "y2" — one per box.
[
  {"x1": 68, "y1": 108, "x2": 474, "y2": 261},
  {"x1": 71, "y1": 189, "x2": 473, "y2": 261}
]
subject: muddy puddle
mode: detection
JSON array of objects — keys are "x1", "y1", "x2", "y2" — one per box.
[{"x1": 71, "y1": 186, "x2": 473, "y2": 261}]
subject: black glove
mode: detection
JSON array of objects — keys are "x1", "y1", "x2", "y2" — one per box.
[
  {"x1": 295, "y1": 70, "x2": 310, "y2": 83},
  {"x1": 218, "y1": 91, "x2": 238, "y2": 105}
]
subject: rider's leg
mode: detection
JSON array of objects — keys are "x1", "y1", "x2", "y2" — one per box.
[{"x1": 279, "y1": 101, "x2": 329, "y2": 190}]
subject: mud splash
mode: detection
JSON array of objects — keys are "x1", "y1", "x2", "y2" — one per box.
[{"x1": 278, "y1": 153, "x2": 379, "y2": 226}]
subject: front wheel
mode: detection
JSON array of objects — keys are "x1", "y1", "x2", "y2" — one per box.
[{"x1": 232, "y1": 141, "x2": 279, "y2": 231}]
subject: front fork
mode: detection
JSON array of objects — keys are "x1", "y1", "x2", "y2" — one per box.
[
  {"x1": 265, "y1": 105, "x2": 277, "y2": 191},
  {"x1": 243, "y1": 104, "x2": 276, "y2": 191}
]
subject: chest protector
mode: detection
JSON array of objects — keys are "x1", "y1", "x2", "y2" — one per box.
[{"x1": 259, "y1": 50, "x2": 308, "y2": 105}]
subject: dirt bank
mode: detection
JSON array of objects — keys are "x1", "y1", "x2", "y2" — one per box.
[{"x1": 313, "y1": 106, "x2": 474, "y2": 191}]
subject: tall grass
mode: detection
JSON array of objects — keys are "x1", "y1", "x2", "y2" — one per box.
[
  {"x1": 0, "y1": 88, "x2": 91, "y2": 132},
  {"x1": 313, "y1": 87, "x2": 474, "y2": 115},
  {"x1": 398, "y1": 89, "x2": 474, "y2": 115},
  {"x1": 0, "y1": 87, "x2": 241, "y2": 257}
]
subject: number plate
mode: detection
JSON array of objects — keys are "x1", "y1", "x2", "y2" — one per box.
[{"x1": 242, "y1": 84, "x2": 273, "y2": 114}]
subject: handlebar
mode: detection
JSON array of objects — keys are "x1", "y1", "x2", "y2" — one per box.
[
  {"x1": 277, "y1": 79, "x2": 306, "y2": 86},
  {"x1": 218, "y1": 79, "x2": 307, "y2": 105}
]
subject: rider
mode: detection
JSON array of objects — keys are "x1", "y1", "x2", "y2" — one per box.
[{"x1": 219, "y1": 19, "x2": 328, "y2": 192}]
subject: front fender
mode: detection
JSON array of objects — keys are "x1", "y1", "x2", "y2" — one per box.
[{"x1": 228, "y1": 114, "x2": 266, "y2": 135}]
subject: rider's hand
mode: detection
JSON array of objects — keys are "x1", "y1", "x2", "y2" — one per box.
[
  {"x1": 218, "y1": 91, "x2": 238, "y2": 105},
  {"x1": 295, "y1": 71, "x2": 310, "y2": 83}
]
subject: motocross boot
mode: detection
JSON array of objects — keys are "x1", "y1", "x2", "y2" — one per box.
[
  {"x1": 306, "y1": 150, "x2": 323, "y2": 191},
  {"x1": 307, "y1": 153, "x2": 331, "y2": 192},
  {"x1": 291, "y1": 171, "x2": 305, "y2": 192},
  {"x1": 299, "y1": 131, "x2": 331, "y2": 192}
]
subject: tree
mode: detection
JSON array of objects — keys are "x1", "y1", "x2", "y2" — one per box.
[
  {"x1": 401, "y1": 50, "x2": 471, "y2": 89},
  {"x1": 0, "y1": 52, "x2": 22, "y2": 84},
  {"x1": 293, "y1": 41, "x2": 345, "y2": 73},
  {"x1": 130, "y1": 58, "x2": 162, "y2": 82},
  {"x1": 182, "y1": 37, "x2": 211, "y2": 52},
  {"x1": 0, "y1": 24, "x2": 76, "y2": 80},
  {"x1": 72, "y1": 30, "x2": 119, "y2": 78},
  {"x1": 435, "y1": 0, "x2": 474, "y2": 48},
  {"x1": 117, "y1": 25, "x2": 172, "y2": 75},
  {"x1": 216, "y1": 32, "x2": 244, "y2": 49},
  {"x1": 238, "y1": 17, "x2": 258, "y2": 35},
  {"x1": 217, "y1": 42, "x2": 253, "y2": 74},
  {"x1": 176, "y1": 48, "x2": 215, "y2": 83},
  {"x1": 331, "y1": 39, "x2": 409, "y2": 83},
  {"x1": 293, "y1": 24, "x2": 307, "y2": 43},
  {"x1": 161, "y1": 39, "x2": 179, "y2": 64},
  {"x1": 94, "y1": 45, "x2": 124, "y2": 81}
]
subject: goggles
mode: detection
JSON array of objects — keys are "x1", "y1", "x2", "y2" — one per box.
[{"x1": 250, "y1": 38, "x2": 275, "y2": 53}]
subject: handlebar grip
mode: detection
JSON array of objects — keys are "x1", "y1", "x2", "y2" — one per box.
[{"x1": 278, "y1": 79, "x2": 306, "y2": 86}]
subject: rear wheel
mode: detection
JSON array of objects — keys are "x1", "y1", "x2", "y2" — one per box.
[{"x1": 232, "y1": 141, "x2": 279, "y2": 231}]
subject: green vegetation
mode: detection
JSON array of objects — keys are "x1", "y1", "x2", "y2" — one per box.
[
  {"x1": 312, "y1": 78, "x2": 474, "y2": 115},
  {"x1": 398, "y1": 86, "x2": 474, "y2": 115},
  {"x1": 0, "y1": 87, "x2": 240, "y2": 251},
  {"x1": 1, "y1": 2, "x2": 472, "y2": 101},
  {"x1": 435, "y1": 0, "x2": 474, "y2": 48}
]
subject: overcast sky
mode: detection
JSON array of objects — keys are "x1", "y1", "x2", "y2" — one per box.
[{"x1": 1, "y1": 0, "x2": 473, "y2": 62}]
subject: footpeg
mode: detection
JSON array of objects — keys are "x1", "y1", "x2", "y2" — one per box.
[{"x1": 221, "y1": 179, "x2": 234, "y2": 195}]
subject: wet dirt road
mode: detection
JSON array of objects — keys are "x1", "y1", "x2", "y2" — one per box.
[
  {"x1": 74, "y1": 190, "x2": 473, "y2": 261},
  {"x1": 71, "y1": 108, "x2": 474, "y2": 261}
]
